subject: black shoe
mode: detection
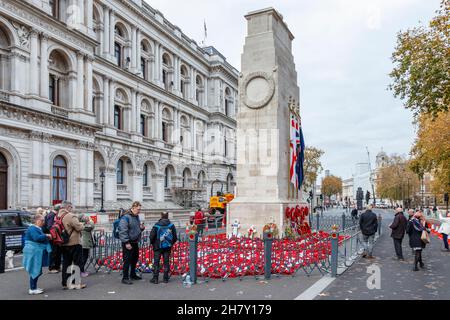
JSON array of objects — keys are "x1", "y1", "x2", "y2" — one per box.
[
  {"x1": 131, "y1": 275, "x2": 142, "y2": 280},
  {"x1": 413, "y1": 267, "x2": 419, "y2": 271},
  {"x1": 150, "y1": 278, "x2": 159, "y2": 284},
  {"x1": 122, "y1": 279, "x2": 133, "y2": 285},
  {"x1": 163, "y1": 278, "x2": 169, "y2": 283},
  {"x1": 419, "y1": 262, "x2": 425, "y2": 268}
]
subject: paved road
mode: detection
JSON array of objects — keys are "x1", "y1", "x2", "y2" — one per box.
[{"x1": 317, "y1": 209, "x2": 450, "y2": 300}]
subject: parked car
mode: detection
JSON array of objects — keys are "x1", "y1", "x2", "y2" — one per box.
[{"x1": 0, "y1": 210, "x2": 33, "y2": 252}]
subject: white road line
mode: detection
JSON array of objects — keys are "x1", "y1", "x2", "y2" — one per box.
[
  {"x1": 5, "y1": 267, "x2": 24, "y2": 272},
  {"x1": 294, "y1": 275, "x2": 336, "y2": 300}
]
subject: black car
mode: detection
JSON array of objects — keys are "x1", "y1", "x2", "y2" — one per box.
[{"x1": 0, "y1": 210, "x2": 33, "y2": 251}]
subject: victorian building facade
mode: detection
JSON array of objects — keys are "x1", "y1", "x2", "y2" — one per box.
[{"x1": 0, "y1": 0, "x2": 238, "y2": 211}]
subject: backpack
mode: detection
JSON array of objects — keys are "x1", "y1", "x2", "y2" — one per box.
[
  {"x1": 113, "y1": 215, "x2": 129, "y2": 239},
  {"x1": 155, "y1": 223, "x2": 174, "y2": 249},
  {"x1": 50, "y1": 213, "x2": 71, "y2": 246}
]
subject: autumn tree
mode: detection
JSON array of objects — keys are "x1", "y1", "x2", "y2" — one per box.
[
  {"x1": 376, "y1": 155, "x2": 420, "y2": 204},
  {"x1": 321, "y1": 175, "x2": 343, "y2": 199},
  {"x1": 303, "y1": 147, "x2": 324, "y2": 192},
  {"x1": 389, "y1": 0, "x2": 449, "y2": 118}
]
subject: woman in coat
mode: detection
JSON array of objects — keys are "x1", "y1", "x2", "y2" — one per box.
[
  {"x1": 406, "y1": 211, "x2": 430, "y2": 271},
  {"x1": 79, "y1": 214, "x2": 95, "y2": 277},
  {"x1": 438, "y1": 211, "x2": 450, "y2": 251},
  {"x1": 22, "y1": 214, "x2": 52, "y2": 295}
]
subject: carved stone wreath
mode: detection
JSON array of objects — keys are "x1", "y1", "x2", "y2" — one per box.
[{"x1": 240, "y1": 71, "x2": 275, "y2": 109}]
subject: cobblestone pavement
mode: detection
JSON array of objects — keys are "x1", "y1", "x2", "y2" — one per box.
[{"x1": 317, "y1": 210, "x2": 450, "y2": 300}]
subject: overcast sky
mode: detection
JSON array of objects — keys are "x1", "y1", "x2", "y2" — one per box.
[{"x1": 145, "y1": 0, "x2": 441, "y2": 179}]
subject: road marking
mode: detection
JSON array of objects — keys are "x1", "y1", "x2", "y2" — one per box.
[
  {"x1": 5, "y1": 267, "x2": 24, "y2": 272},
  {"x1": 294, "y1": 275, "x2": 336, "y2": 300}
]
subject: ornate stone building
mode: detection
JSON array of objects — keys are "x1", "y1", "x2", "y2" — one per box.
[{"x1": 0, "y1": 0, "x2": 237, "y2": 211}]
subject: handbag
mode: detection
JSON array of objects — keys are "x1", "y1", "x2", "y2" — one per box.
[{"x1": 421, "y1": 230, "x2": 430, "y2": 244}]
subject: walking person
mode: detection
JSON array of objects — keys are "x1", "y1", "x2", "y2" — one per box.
[
  {"x1": 59, "y1": 201, "x2": 87, "y2": 289},
  {"x1": 45, "y1": 204, "x2": 62, "y2": 273},
  {"x1": 79, "y1": 214, "x2": 95, "y2": 277},
  {"x1": 150, "y1": 212, "x2": 178, "y2": 284},
  {"x1": 118, "y1": 201, "x2": 145, "y2": 285},
  {"x1": 351, "y1": 205, "x2": 358, "y2": 223},
  {"x1": 359, "y1": 204, "x2": 378, "y2": 259},
  {"x1": 438, "y1": 211, "x2": 450, "y2": 252},
  {"x1": 194, "y1": 208, "x2": 206, "y2": 237},
  {"x1": 389, "y1": 207, "x2": 408, "y2": 260},
  {"x1": 406, "y1": 211, "x2": 431, "y2": 271},
  {"x1": 22, "y1": 214, "x2": 52, "y2": 295}
]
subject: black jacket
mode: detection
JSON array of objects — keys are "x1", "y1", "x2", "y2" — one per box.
[
  {"x1": 118, "y1": 212, "x2": 142, "y2": 244},
  {"x1": 406, "y1": 218, "x2": 429, "y2": 249},
  {"x1": 359, "y1": 210, "x2": 378, "y2": 236},
  {"x1": 351, "y1": 209, "x2": 358, "y2": 217},
  {"x1": 390, "y1": 212, "x2": 407, "y2": 239},
  {"x1": 150, "y1": 219, "x2": 178, "y2": 251}
]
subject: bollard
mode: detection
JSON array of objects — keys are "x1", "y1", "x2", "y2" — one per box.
[
  {"x1": 263, "y1": 232, "x2": 274, "y2": 280},
  {"x1": 188, "y1": 232, "x2": 198, "y2": 284},
  {"x1": 378, "y1": 214, "x2": 382, "y2": 236},
  {"x1": 342, "y1": 213, "x2": 346, "y2": 231},
  {"x1": 316, "y1": 214, "x2": 320, "y2": 231},
  {"x1": 0, "y1": 233, "x2": 6, "y2": 274},
  {"x1": 330, "y1": 231, "x2": 339, "y2": 277}
]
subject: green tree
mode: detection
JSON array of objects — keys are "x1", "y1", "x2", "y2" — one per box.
[
  {"x1": 321, "y1": 175, "x2": 343, "y2": 199},
  {"x1": 303, "y1": 147, "x2": 324, "y2": 192},
  {"x1": 389, "y1": 0, "x2": 449, "y2": 118}
]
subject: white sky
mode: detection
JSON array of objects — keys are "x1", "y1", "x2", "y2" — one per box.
[{"x1": 144, "y1": 0, "x2": 441, "y2": 179}]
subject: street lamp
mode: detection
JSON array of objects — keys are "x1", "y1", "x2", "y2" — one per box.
[{"x1": 99, "y1": 170, "x2": 105, "y2": 213}]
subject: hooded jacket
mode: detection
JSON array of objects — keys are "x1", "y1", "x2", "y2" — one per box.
[
  {"x1": 359, "y1": 210, "x2": 378, "y2": 236},
  {"x1": 150, "y1": 218, "x2": 178, "y2": 251},
  {"x1": 118, "y1": 212, "x2": 142, "y2": 244}
]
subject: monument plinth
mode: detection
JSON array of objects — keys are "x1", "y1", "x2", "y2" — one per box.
[{"x1": 228, "y1": 8, "x2": 306, "y2": 237}]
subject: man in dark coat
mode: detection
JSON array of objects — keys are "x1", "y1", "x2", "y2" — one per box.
[
  {"x1": 150, "y1": 212, "x2": 178, "y2": 284},
  {"x1": 359, "y1": 205, "x2": 378, "y2": 259},
  {"x1": 389, "y1": 207, "x2": 408, "y2": 260},
  {"x1": 351, "y1": 205, "x2": 358, "y2": 222}
]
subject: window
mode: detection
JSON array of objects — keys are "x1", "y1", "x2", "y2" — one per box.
[
  {"x1": 52, "y1": 156, "x2": 67, "y2": 205},
  {"x1": 180, "y1": 80, "x2": 184, "y2": 95},
  {"x1": 114, "y1": 42, "x2": 122, "y2": 67},
  {"x1": 162, "y1": 122, "x2": 167, "y2": 142},
  {"x1": 49, "y1": 75, "x2": 57, "y2": 106},
  {"x1": 164, "y1": 167, "x2": 169, "y2": 188},
  {"x1": 140, "y1": 114, "x2": 146, "y2": 136},
  {"x1": 162, "y1": 70, "x2": 167, "y2": 88},
  {"x1": 141, "y1": 58, "x2": 146, "y2": 80},
  {"x1": 224, "y1": 137, "x2": 228, "y2": 157},
  {"x1": 116, "y1": 160, "x2": 124, "y2": 184},
  {"x1": 143, "y1": 164, "x2": 148, "y2": 187},
  {"x1": 225, "y1": 99, "x2": 229, "y2": 116},
  {"x1": 50, "y1": 0, "x2": 59, "y2": 19},
  {"x1": 114, "y1": 106, "x2": 121, "y2": 130}
]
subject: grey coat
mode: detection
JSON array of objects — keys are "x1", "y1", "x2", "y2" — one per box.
[{"x1": 118, "y1": 213, "x2": 142, "y2": 244}]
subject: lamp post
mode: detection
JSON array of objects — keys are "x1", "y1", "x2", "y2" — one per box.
[{"x1": 99, "y1": 170, "x2": 105, "y2": 213}]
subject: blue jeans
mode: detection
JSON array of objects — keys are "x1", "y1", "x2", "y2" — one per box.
[
  {"x1": 362, "y1": 234, "x2": 375, "y2": 256},
  {"x1": 29, "y1": 276, "x2": 39, "y2": 290},
  {"x1": 443, "y1": 234, "x2": 449, "y2": 250}
]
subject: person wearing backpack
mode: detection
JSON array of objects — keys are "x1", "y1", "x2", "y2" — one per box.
[
  {"x1": 46, "y1": 204, "x2": 62, "y2": 273},
  {"x1": 118, "y1": 201, "x2": 145, "y2": 285},
  {"x1": 57, "y1": 201, "x2": 86, "y2": 289},
  {"x1": 150, "y1": 212, "x2": 178, "y2": 284}
]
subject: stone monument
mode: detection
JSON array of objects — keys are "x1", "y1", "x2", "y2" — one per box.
[{"x1": 227, "y1": 8, "x2": 305, "y2": 237}]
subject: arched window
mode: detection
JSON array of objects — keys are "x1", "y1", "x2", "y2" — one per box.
[
  {"x1": 140, "y1": 114, "x2": 146, "y2": 136},
  {"x1": 48, "y1": 50, "x2": 70, "y2": 108},
  {"x1": 164, "y1": 166, "x2": 170, "y2": 188},
  {"x1": 49, "y1": 75, "x2": 57, "y2": 106},
  {"x1": 49, "y1": 0, "x2": 60, "y2": 19},
  {"x1": 116, "y1": 159, "x2": 124, "y2": 184},
  {"x1": 224, "y1": 136, "x2": 228, "y2": 157},
  {"x1": 143, "y1": 164, "x2": 148, "y2": 187},
  {"x1": 0, "y1": 152, "x2": 8, "y2": 210},
  {"x1": 52, "y1": 156, "x2": 67, "y2": 205},
  {"x1": 114, "y1": 105, "x2": 122, "y2": 130},
  {"x1": 182, "y1": 169, "x2": 191, "y2": 188},
  {"x1": 0, "y1": 26, "x2": 11, "y2": 92},
  {"x1": 114, "y1": 42, "x2": 122, "y2": 67}
]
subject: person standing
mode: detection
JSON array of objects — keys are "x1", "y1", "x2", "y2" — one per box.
[
  {"x1": 407, "y1": 209, "x2": 415, "y2": 221},
  {"x1": 359, "y1": 205, "x2": 378, "y2": 259},
  {"x1": 79, "y1": 214, "x2": 95, "y2": 277},
  {"x1": 118, "y1": 201, "x2": 145, "y2": 285},
  {"x1": 45, "y1": 204, "x2": 62, "y2": 273},
  {"x1": 438, "y1": 211, "x2": 450, "y2": 252},
  {"x1": 59, "y1": 201, "x2": 86, "y2": 289},
  {"x1": 150, "y1": 212, "x2": 178, "y2": 284},
  {"x1": 406, "y1": 211, "x2": 430, "y2": 271},
  {"x1": 389, "y1": 207, "x2": 408, "y2": 260},
  {"x1": 194, "y1": 208, "x2": 206, "y2": 237},
  {"x1": 351, "y1": 205, "x2": 358, "y2": 222},
  {"x1": 22, "y1": 214, "x2": 52, "y2": 295}
]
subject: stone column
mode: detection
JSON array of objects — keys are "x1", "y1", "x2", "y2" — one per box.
[
  {"x1": 39, "y1": 33, "x2": 49, "y2": 99},
  {"x1": 131, "y1": 26, "x2": 137, "y2": 71},
  {"x1": 29, "y1": 131, "x2": 42, "y2": 207},
  {"x1": 86, "y1": 0, "x2": 94, "y2": 34},
  {"x1": 76, "y1": 52, "x2": 85, "y2": 109},
  {"x1": 86, "y1": 55, "x2": 94, "y2": 112},
  {"x1": 152, "y1": 173, "x2": 165, "y2": 202},
  {"x1": 135, "y1": 92, "x2": 141, "y2": 134},
  {"x1": 130, "y1": 170, "x2": 143, "y2": 203},
  {"x1": 109, "y1": 10, "x2": 115, "y2": 60},
  {"x1": 131, "y1": 89, "x2": 137, "y2": 133},
  {"x1": 136, "y1": 28, "x2": 141, "y2": 73},
  {"x1": 109, "y1": 80, "x2": 115, "y2": 127},
  {"x1": 192, "y1": 117, "x2": 197, "y2": 151},
  {"x1": 104, "y1": 167, "x2": 117, "y2": 202},
  {"x1": 102, "y1": 76, "x2": 109, "y2": 125},
  {"x1": 103, "y1": 5, "x2": 110, "y2": 56},
  {"x1": 29, "y1": 29, "x2": 39, "y2": 96},
  {"x1": 68, "y1": 71, "x2": 78, "y2": 109}
]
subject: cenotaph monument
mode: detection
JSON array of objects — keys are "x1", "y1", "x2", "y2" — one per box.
[{"x1": 227, "y1": 8, "x2": 306, "y2": 237}]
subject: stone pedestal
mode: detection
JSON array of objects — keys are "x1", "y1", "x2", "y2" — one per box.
[{"x1": 228, "y1": 8, "x2": 306, "y2": 237}]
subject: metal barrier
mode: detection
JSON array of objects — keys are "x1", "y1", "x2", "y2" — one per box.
[{"x1": 0, "y1": 233, "x2": 5, "y2": 274}]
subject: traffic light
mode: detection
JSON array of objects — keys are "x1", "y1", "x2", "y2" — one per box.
[
  {"x1": 320, "y1": 194, "x2": 323, "y2": 200},
  {"x1": 445, "y1": 193, "x2": 449, "y2": 203},
  {"x1": 309, "y1": 191, "x2": 313, "y2": 199}
]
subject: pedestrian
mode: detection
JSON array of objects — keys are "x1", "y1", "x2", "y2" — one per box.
[
  {"x1": 407, "y1": 209, "x2": 415, "y2": 221},
  {"x1": 79, "y1": 214, "x2": 95, "y2": 277},
  {"x1": 118, "y1": 201, "x2": 145, "y2": 285},
  {"x1": 22, "y1": 213, "x2": 52, "y2": 295},
  {"x1": 406, "y1": 210, "x2": 430, "y2": 271},
  {"x1": 351, "y1": 205, "x2": 358, "y2": 222},
  {"x1": 150, "y1": 212, "x2": 178, "y2": 284},
  {"x1": 389, "y1": 207, "x2": 408, "y2": 260},
  {"x1": 59, "y1": 201, "x2": 87, "y2": 289},
  {"x1": 359, "y1": 204, "x2": 378, "y2": 259},
  {"x1": 194, "y1": 208, "x2": 206, "y2": 237},
  {"x1": 438, "y1": 211, "x2": 450, "y2": 252},
  {"x1": 45, "y1": 204, "x2": 62, "y2": 273}
]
